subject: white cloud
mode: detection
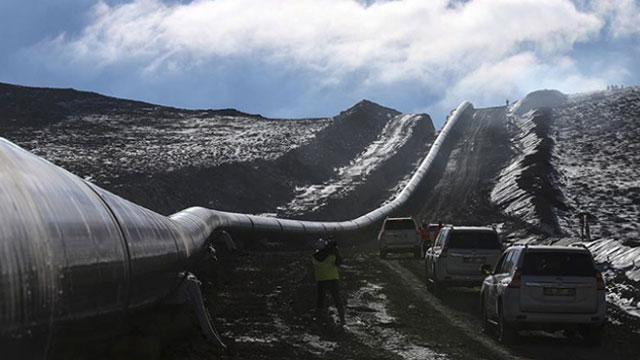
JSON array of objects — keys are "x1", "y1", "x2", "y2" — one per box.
[
  {"x1": 585, "y1": 0, "x2": 640, "y2": 38},
  {"x1": 44, "y1": 0, "x2": 628, "y2": 116},
  {"x1": 437, "y1": 52, "x2": 606, "y2": 107}
]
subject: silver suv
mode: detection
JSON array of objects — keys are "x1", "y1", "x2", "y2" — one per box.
[
  {"x1": 480, "y1": 245, "x2": 606, "y2": 344},
  {"x1": 424, "y1": 226, "x2": 502, "y2": 290},
  {"x1": 377, "y1": 217, "x2": 421, "y2": 259}
]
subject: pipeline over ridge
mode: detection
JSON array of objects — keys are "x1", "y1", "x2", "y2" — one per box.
[{"x1": 0, "y1": 101, "x2": 473, "y2": 336}]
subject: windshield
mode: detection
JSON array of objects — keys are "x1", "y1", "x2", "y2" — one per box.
[
  {"x1": 447, "y1": 231, "x2": 501, "y2": 249},
  {"x1": 522, "y1": 252, "x2": 595, "y2": 276}
]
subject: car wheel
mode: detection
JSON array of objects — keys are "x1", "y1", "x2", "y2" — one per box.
[
  {"x1": 379, "y1": 249, "x2": 387, "y2": 259},
  {"x1": 581, "y1": 324, "x2": 604, "y2": 346},
  {"x1": 497, "y1": 305, "x2": 517, "y2": 344}
]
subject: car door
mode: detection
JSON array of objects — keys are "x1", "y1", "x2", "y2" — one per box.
[
  {"x1": 426, "y1": 229, "x2": 445, "y2": 276},
  {"x1": 494, "y1": 250, "x2": 518, "y2": 315},
  {"x1": 486, "y1": 251, "x2": 508, "y2": 318}
]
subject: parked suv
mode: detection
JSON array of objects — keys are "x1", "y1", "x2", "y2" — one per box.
[
  {"x1": 480, "y1": 245, "x2": 606, "y2": 344},
  {"x1": 424, "y1": 226, "x2": 502, "y2": 290},
  {"x1": 378, "y1": 217, "x2": 421, "y2": 259}
]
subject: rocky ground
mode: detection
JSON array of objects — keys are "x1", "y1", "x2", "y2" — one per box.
[{"x1": 553, "y1": 87, "x2": 640, "y2": 243}]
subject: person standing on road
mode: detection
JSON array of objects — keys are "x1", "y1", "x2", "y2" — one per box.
[
  {"x1": 433, "y1": 220, "x2": 444, "y2": 240},
  {"x1": 578, "y1": 211, "x2": 592, "y2": 241},
  {"x1": 420, "y1": 220, "x2": 431, "y2": 254},
  {"x1": 312, "y1": 237, "x2": 346, "y2": 325}
]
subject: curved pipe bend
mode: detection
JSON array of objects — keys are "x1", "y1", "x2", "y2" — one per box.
[{"x1": 172, "y1": 100, "x2": 474, "y2": 241}]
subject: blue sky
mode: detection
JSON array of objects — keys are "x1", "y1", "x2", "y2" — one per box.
[{"x1": 1, "y1": 0, "x2": 639, "y2": 126}]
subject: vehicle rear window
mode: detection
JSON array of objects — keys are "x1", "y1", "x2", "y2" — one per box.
[
  {"x1": 447, "y1": 231, "x2": 501, "y2": 249},
  {"x1": 385, "y1": 219, "x2": 416, "y2": 230},
  {"x1": 522, "y1": 252, "x2": 595, "y2": 276}
]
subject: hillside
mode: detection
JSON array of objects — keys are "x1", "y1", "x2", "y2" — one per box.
[{"x1": 0, "y1": 82, "x2": 435, "y2": 217}]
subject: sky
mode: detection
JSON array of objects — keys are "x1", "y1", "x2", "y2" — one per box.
[{"x1": 1, "y1": 0, "x2": 639, "y2": 126}]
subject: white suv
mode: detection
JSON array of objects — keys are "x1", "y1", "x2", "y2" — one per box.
[
  {"x1": 480, "y1": 245, "x2": 606, "y2": 344},
  {"x1": 377, "y1": 217, "x2": 421, "y2": 259},
  {"x1": 424, "y1": 226, "x2": 502, "y2": 290}
]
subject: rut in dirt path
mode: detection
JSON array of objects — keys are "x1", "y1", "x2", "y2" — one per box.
[{"x1": 406, "y1": 107, "x2": 512, "y2": 226}]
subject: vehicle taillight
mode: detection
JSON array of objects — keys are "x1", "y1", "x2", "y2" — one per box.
[
  {"x1": 596, "y1": 272, "x2": 605, "y2": 290},
  {"x1": 508, "y1": 268, "x2": 521, "y2": 288}
]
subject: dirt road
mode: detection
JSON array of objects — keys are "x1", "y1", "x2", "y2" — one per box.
[
  {"x1": 410, "y1": 107, "x2": 512, "y2": 226},
  {"x1": 159, "y1": 250, "x2": 640, "y2": 360}
]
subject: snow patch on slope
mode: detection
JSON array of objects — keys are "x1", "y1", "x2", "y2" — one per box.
[
  {"x1": 491, "y1": 108, "x2": 567, "y2": 234},
  {"x1": 11, "y1": 114, "x2": 330, "y2": 180},
  {"x1": 491, "y1": 110, "x2": 541, "y2": 224},
  {"x1": 552, "y1": 87, "x2": 640, "y2": 242},
  {"x1": 279, "y1": 114, "x2": 423, "y2": 214}
]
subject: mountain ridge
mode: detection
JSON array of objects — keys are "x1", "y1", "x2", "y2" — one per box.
[{"x1": 0, "y1": 82, "x2": 402, "y2": 123}]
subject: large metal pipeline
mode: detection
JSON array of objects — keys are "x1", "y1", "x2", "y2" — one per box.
[{"x1": 0, "y1": 101, "x2": 473, "y2": 338}]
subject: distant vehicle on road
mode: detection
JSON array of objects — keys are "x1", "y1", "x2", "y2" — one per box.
[
  {"x1": 378, "y1": 217, "x2": 422, "y2": 259},
  {"x1": 479, "y1": 245, "x2": 606, "y2": 344},
  {"x1": 424, "y1": 226, "x2": 502, "y2": 290}
]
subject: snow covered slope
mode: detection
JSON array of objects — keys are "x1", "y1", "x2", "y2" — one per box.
[
  {"x1": 491, "y1": 106, "x2": 568, "y2": 235},
  {"x1": 278, "y1": 113, "x2": 433, "y2": 217},
  {"x1": 489, "y1": 87, "x2": 640, "y2": 320},
  {"x1": 0, "y1": 83, "x2": 435, "y2": 218},
  {"x1": 0, "y1": 82, "x2": 330, "y2": 182},
  {"x1": 553, "y1": 88, "x2": 640, "y2": 244}
]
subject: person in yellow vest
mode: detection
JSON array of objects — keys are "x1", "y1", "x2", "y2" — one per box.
[{"x1": 313, "y1": 237, "x2": 346, "y2": 325}]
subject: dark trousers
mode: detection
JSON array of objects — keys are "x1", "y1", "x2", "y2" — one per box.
[{"x1": 316, "y1": 279, "x2": 345, "y2": 321}]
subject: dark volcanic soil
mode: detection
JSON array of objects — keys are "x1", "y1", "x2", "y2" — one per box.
[
  {"x1": 147, "y1": 250, "x2": 640, "y2": 360},
  {"x1": 410, "y1": 107, "x2": 513, "y2": 226}
]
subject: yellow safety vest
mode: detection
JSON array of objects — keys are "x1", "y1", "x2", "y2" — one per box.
[{"x1": 313, "y1": 254, "x2": 340, "y2": 281}]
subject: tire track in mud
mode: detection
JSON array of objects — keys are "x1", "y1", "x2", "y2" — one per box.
[
  {"x1": 378, "y1": 258, "x2": 521, "y2": 360},
  {"x1": 388, "y1": 257, "x2": 640, "y2": 360},
  {"x1": 412, "y1": 107, "x2": 512, "y2": 226}
]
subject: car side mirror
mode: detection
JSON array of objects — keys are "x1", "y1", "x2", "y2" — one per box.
[{"x1": 480, "y1": 264, "x2": 493, "y2": 275}]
